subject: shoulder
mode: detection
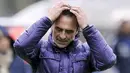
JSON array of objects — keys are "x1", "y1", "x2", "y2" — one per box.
[
  {"x1": 36, "y1": 39, "x2": 48, "y2": 48},
  {"x1": 40, "y1": 40, "x2": 49, "y2": 48}
]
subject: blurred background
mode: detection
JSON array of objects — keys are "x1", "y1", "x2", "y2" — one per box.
[{"x1": 0, "y1": 0, "x2": 130, "y2": 73}]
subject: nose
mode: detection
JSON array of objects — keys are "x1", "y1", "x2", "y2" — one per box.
[{"x1": 59, "y1": 31, "x2": 66, "y2": 39}]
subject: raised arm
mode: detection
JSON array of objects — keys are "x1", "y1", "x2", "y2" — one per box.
[
  {"x1": 83, "y1": 25, "x2": 116, "y2": 71},
  {"x1": 70, "y1": 6, "x2": 116, "y2": 71},
  {"x1": 13, "y1": 1, "x2": 71, "y2": 63},
  {"x1": 13, "y1": 17, "x2": 53, "y2": 62}
]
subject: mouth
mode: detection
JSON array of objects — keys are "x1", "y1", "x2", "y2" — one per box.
[{"x1": 56, "y1": 40, "x2": 68, "y2": 45}]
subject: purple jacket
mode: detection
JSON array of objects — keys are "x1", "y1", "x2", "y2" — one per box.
[{"x1": 14, "y1": 17, "x2": 116, "y2": 73}]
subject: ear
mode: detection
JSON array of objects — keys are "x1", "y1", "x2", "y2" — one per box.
[
  {"x1": 51, "y1": 24, "x2": 54, "y2": 31},
  {"x1": 75, "y1": 27, "x2": 80, "y2": 35},
  {"x1": 76, "y1": 31, "x2": 78, "y2": 34}
]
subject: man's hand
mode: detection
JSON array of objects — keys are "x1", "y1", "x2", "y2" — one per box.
[
  {"x1": 48, "y1": 1, "x2": 70, "y2": 22},
  {"x1": 70, "y1": 6, "x2": 88, "y2": 29}
]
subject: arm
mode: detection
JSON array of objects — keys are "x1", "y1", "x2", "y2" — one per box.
[
  {"x1": 70, "y1": 6, "x2": 116, "y2": 71},
  {"x1": 83, "y1": 25, "x2": 116, "y2": 71},
  {"x1": 13, "y1": 17, "x2": 52, "y2": 63},
  {"x1": 13, "y1": 1, "x2": 70, "y2": 64}
]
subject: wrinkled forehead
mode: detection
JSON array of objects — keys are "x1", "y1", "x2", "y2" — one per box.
[{"x1": 54, "y1": 15, "x2": 78, "y2": 29}]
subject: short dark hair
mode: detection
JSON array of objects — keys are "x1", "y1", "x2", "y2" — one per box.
[{"x1": 61, "y1": 10, "x2": 76, "y2": 17}]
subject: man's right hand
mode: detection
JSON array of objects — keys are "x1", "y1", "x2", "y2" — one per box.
[{"x1": 47, "y1": 1, "x2": 70, "y2": 22}]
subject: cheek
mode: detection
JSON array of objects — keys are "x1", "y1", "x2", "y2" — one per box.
[
  {"x1": 66, "y1": 34, "x2": 75, "y2": 40},
  {"x1": 53, "y1": 30, "x2": 59, "y2": 39},
  {"x1": 54, "y1": 31, "x2": 59, "y2": 36}
]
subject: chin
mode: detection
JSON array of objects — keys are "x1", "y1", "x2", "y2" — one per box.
[{"x1": 55, "y1": 43, "x2": 68, "y2": 48}]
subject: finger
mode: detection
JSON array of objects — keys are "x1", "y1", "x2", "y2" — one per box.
[
  {"x1": 70, "y1": 9, "x2": 80, "y2": 17},
  {"x1": 71, "y1": 8, "x2": 80, "y2": 14},
  {"x1": 61, "y1": 7, "x2": 70, "y2": 11},
  {"x1": 57, "y1": 1, "x2": 64, "y2": 6},
  {"x1": 71, "y1": 6, "x2": 82, "y2": 11},
  {"x1": 71, "y1": 6, "x2": 82, "y2": 13},
  {"x1": 59, "y1": 1, "x2": 70, "y2": 8},
  {"x1": 71, "y1": 9, "x2": 80, "y2": 15},
  {"x1": 62, "y1": 4, "x2": 70, "y2": 8},
  {"x1": 54, "y1": 1, "x2": 65, "y2": 8}
]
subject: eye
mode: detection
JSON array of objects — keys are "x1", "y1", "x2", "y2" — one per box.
[
  {"x1": 65, "y1": 30, "x2": 74, "y2": 34},
  {"x1": 55, "y1": 27, "x2": 62, "y2": 32}
]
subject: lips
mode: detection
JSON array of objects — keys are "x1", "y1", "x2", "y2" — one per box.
[{"x1": 56, "y1": 40, "x2": 68, "y2": 45}]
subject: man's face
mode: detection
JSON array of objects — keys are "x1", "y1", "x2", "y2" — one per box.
[
  {"x1": 52, "y1": 15, "x2": 78, "y2": 48},
  {"x1": 0, "y1": 31, "x2": 10, "y2": 52},
  {"x1": 121, "y1": 23, "x2": 130, "y2": 34}
]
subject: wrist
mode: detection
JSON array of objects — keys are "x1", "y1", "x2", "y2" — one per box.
[
  {"x1": 80, "y1": 24, "x2": 89, "y2": 30},
  {"x1": 47, "y1": 16, "x2": 54, "y2": 22},
  {"x1": 44, "y1": 16, "x2": 54, "y2": 25}
]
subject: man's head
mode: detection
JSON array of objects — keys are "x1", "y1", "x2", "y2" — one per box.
[
  {"x1": 52, "y1": 10, "x2": 79, "y2": 48},
  {"x1": 0, "y1": 26, "x2": 13, "y2": 53},
  {"x1": 118, "y1": 20, "x2": 130, "y2": 36}
]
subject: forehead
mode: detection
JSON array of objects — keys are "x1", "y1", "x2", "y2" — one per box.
[{"x1": 54, "y1": 15, "x2": 77, "y2": 30}]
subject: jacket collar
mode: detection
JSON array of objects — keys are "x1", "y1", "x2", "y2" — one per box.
[{"x1": 47, "y1": 32, "x2": 79, "y2": 53}]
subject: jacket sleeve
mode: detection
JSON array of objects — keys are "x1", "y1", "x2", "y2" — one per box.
[
  {"x1": 82, "y1": 25, "x2": 116, "y2": 71},
  {"x1": 13, "y1": 17, "x2": 53, "y2": 64}
]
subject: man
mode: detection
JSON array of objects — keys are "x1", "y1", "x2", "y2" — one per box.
[
  {"x1": 0, "y1": 26, "x2": 32, "y2": 73},
  {"x1": 114, "y1": 20, "x2": 130, "y2": 73},
  {"x1": 14, "y1": 2, "x2": 116, "y2": 73}
]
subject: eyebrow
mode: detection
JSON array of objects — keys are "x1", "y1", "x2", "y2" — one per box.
[
  {"x1": 55, "y1": 26, "x2": 74, "y2": 32},
  {"x1": 55, "y1": 26, "x2": 63, "y2": 30}
]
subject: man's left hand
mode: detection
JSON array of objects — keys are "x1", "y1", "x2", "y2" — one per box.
[{"x1": 70, "y1": 6, "x2": 88, "y2": 29}]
